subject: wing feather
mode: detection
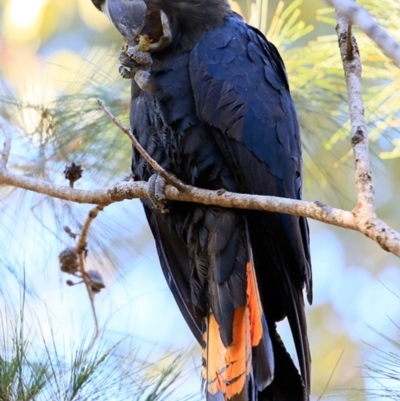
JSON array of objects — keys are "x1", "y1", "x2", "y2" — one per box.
[{"x1": 190, "y1": 15, "x2": 312, "y2": 398}]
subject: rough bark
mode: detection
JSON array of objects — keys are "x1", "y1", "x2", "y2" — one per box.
[{"x1": 327, "y1": 0, "x2": 400, "y2": 65}]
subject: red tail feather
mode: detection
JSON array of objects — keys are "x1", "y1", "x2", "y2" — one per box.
[{"x1": 202, "y1": 262, "x2": 267, "y2": 400}]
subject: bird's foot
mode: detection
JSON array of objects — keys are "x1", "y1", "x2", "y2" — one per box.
[
  {"x1": 126, "y1": 41, "x2": 152, "y2": 65},
  {"x1": 148, "y1": 174, "x2": 170, "y2": 213},
  {"x1": 118, "y1": 51, "x2": 139, "y2": 79},
  {"x1": 118, "y1": 65, "x2": 136, "y2": 79},
  {"x1": 119, "y1": 48, "x2": 158, "y2": 93},
  {"x1": 118, "y1": 47, "x2": 152, "y2": 80},
  {"x1": 134, "y1": 70, "x2": 159, "y2": 93}
]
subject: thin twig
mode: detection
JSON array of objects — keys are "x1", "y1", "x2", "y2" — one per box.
[
  {"x1": 97, "y1": 98, "x2": 189, "y2": 192},
  {"x1": 78, "y1": 252, "x2": 99, "y2": 333},
  {"x1": 75, "y1": 205, "x2": 105, "y2": 344},
  {"x1": 327, "y1": 0, "x2": 400, "y2": 66},
  {"x1": 0, "y1": 124, "x2": 11, "y2": 169},
  {"x1": 76, "y1": 205, "x2": 104, "y2": 255},
  {"x1": 336, "y1": 12, "x2": 375, "y2": 214}
]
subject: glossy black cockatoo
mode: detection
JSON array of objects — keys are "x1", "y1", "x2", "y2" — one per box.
[{"x1": 91, "y1": 0, "x2": 312, "y2": 399}]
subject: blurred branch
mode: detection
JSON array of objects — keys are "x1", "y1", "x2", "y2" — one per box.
[
  {"x1": 326, "y1": 0, "x2": 400, "y2": 65},
  {"x1": 76, "y1": 205, "x2": 105, "y2": 342},
  {"x1": 59, "y1": 206, "x2": 106, "y2": 350},
  {"x1": 0, "y1": 123, "x2": 11, "y2": 169},
  {"x1": 77, "y1": 205, "x2": 105, "y2": 256}
]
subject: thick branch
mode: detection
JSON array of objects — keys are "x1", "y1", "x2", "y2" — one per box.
[
  {"x1": 336, "y1": 15, "x2": 374, "y2": 214},
  {"x1": 327, "y1": 0, "x2": 400, "y2": 65},
  {"x1": 1, "y1": 167, "x2": 399, "y2": 257},
  {"x1": 332, "y1": 11, "x2": 400, "y2": 255},
  {"x1": 0, "y1": 167, "x2": 121, "y2": 204}
]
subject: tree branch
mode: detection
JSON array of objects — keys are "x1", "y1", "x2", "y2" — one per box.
[
  {"x1": 326, "y1": 0, "x2": 400, "y2": 65},
  {"x1": 60, "y1": 206, "x2": 106, "y2": 349},
  {"x1": 1, "y1": 165, "x2": 399, "y2": 257},
  {"x1": 76, "y1": 205, "x2": 104, "y2": 341},
  {"x1": 97, "y1": 99, "x2": 188, "y2": 192},
  {"x1": 76, "y1": 205, "x2": 105, "y2": 255},
  {"x1": 331, "y1": 9, "x2": 400, "y2": 255},
  {"x1": 0, "y1": 123, "x2": 11, "y2": 169},
  {"x1": 336, "y1": 14, "x2": 374, "y2": 214}
]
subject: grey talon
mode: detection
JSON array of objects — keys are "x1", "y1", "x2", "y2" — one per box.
[
  {"x1": 148, "y1": 174, "x2": 169, "y2": 213},
  {"x1": 119, "y1": 65, "x2": 136, "y2": 79},
  {"x1": 126, "y1": 43, "x2": 152, "y2": 66}
]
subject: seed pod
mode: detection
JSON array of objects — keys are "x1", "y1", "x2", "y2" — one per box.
[
  {"x1": 59, "y1": 247, "x2": 79, "y2": 274},
  {"x1": 64, "y1": 163, "x2": 83, "y2": 188}
]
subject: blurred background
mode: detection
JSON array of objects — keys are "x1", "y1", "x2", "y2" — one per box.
[{"x1": 0, "y1": 0, "x2": 400, "y2": 399}]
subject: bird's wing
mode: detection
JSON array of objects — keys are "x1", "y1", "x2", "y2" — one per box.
[
  {"x1": 189, "y1": 15, "x2": 312, "y2": 396},
  {"x1": 143, "y1": 201, "x2": 203, "y2": 343}
]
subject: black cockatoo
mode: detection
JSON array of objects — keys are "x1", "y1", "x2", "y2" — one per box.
[{"x1": 91, "y1": 0, "x2": 312, "y2": 400}]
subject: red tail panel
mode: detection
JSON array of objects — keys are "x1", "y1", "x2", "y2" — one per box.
[{"x1": 203, "y1": 262, "x2": 267, "y2": 400}]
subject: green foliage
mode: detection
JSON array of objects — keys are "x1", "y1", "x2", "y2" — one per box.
[
  {"x1": 362, "y1": 324, "x2": 400, "y2": 400},
  {"x1": 256, "y1": 0, "x2": 400, "y2": 203},
  {"x1": 0, "y1": 47, "x2": 135, "y2": 276},
  {"x1": 0, "y1": 47, "x2": 132, "y2": 187},
  {"x1": 0, "y1": 291, "x2": 197, "y2": 401}
]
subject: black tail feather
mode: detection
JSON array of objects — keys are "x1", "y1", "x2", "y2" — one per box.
[{"x1": 258, "y1": 328, "x2": 306, "y2": 401}]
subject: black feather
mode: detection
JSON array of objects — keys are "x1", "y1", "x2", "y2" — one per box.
[{"x1": 124, "y1": 8, "x2": 312, "y2": 401}]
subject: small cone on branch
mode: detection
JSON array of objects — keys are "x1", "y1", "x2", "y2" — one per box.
[
  {"x1": 64, "y1": 163, "x2": 83, "y2": 187},
  {"x1": 59, "y1": 247, "x2": 79, "y2": 274}
]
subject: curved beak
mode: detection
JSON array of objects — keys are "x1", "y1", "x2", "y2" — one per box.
[{"x1": 102, "y1": 0, "x2": 147, "y2": 41}]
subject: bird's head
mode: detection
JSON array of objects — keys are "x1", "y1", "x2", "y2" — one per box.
[
  {"x1": 91, "y1": 0, "x2": 147, "y2": 42},
  {"x1": 90, "y1": 0, "x2": 231, "y2": 51}
]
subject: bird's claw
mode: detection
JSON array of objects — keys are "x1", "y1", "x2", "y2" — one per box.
[
  {"x1": 118, "y1": 10, "x2": 172, "y2": 91},
  {"x1": 119, "y1": 46, "x2": 157, "y2": 93},
  {"x1": 126, "y1": 42, "x2": 153, "y2": 65},
  {"x1": 148, "y1": 174, "x2": 170, "y2": 213},
  {"x1": 118, "y1": 51, "x2": 139, "y2": 79},
  {"x1": 118, "y1": 65, "x2": 136, "y2": 79},
  {"x1": 119, "y1": 50, "x2": 140, "y2": 69},
  {"x1": 118, "y1": 49, "x2": 151, "y2": 80}
]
